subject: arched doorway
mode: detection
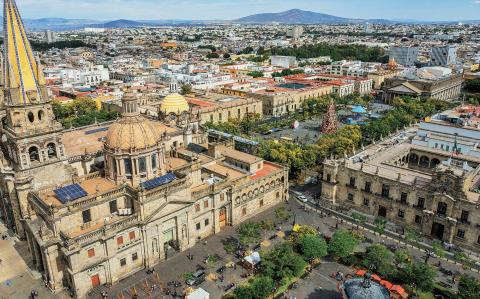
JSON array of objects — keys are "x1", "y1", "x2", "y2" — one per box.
[
  {"x1": 419, "y1": 156, "x2": 430, "y2": 168},
  {"x1": 47, "y1": 143, "x2": 57, "y2": 159},
  {"x1": 219, "y1": 207, "x2": 227, "y2": 229},
  {"x1": 29, "y1": 146, "x2": 39, "y2": 162},
  {"x1": 378, "y1": 206, "x2": 387, "y2": 218}
]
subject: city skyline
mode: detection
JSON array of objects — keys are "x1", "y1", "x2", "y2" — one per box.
[{"x1": 10, "y1": 0, "x2": 480, "y2": 21}]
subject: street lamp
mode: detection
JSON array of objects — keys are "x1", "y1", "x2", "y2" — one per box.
[{"x1": 424, "y1": 249, "x2": 434, "y2": 264}]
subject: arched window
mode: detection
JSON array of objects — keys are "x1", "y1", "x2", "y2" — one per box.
[
  {"x1": 38, "y1": 110, "x2": 45, "y2": 121},
  {"x1": 28, "y1": 112, "x2": 34, "y2": 123},
  {"x1": 47, "y1": 143, "x2": 57, "y2": 158},
  {"x1": 29, "y1": 146, "x2": 39, "y2": 162},
  {"x1": 431, "y1": 158, "x2": 441, "y2": 168},
  {"x1": 419, "y1": 156, "x2": 430, "y2": 167}
]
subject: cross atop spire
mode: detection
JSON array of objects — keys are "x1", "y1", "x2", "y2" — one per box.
[{"x1": 3, "y1": 0, "x2": 46, "y2": 105}]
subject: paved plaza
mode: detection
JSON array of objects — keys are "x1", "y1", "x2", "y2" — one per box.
[{"x1": 1, "y1": 193, "x2": 478, "y2": 299}]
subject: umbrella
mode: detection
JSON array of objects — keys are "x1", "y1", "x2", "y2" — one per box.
[{"x1": 352, "y1": 105, "x2": 367, "y2": 114}]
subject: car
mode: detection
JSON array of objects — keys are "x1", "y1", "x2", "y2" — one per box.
[
  {"x1": 186, "y1": 269, "x2": 206, "y2": 286},
  {"x1": 216, "y1": 266, "x2": 226, "y2": 274},
  {"x1": 298, "y1": 195, "x2": 308, "y2": 203}
]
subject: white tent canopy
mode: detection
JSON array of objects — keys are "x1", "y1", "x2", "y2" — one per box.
[{"x1": 186, "y1": 288, "x2": 210, "y2": 299}]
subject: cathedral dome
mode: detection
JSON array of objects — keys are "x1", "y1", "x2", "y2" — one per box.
[
  {"x1": 160, "y1": 93, "x2": 189, "y2": 115},
  {"x1": 105, "y1": 116, "x2": 160, "y2": 151},
  {"x1": 105, "y1": 91, "x2": 161, "y2": 151}
]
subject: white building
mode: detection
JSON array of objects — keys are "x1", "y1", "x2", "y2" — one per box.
[
  {"x1": 389, "y1": 46, "x2": 419, "y2": 67},
  {"x1": 85, "y1": 27, "x2": 106, "y2": 33},
  {"x1": 430, "y1": 45, "x2": 457, "y2": 67},
  {"x1": 270, "y1": 56, "x2": 297, "y2": 68},
  {"x1": 45, "y1": 65, "x2": 110, "y2": 87},
  {"x1": 45, "y1": 30, "x2": 56, "y2": 43},
  {"x1": 413, "y1": 107, "x2": 480, "y2": 158}
]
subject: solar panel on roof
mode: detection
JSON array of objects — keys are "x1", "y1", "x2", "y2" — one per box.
[
  {"x1": 54, "y1": 184, "x2": 88, "y2": 204},
  {"x1": 141, "y1": 173, "x2": 177, "y2": 190},
  {"x1": 85, "y1": 127, "x2": 109, "y2": 135}
]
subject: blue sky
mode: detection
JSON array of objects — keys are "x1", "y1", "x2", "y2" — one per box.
[{"x1": 13, "y1": 0, "x2": 480, "y2": 21}]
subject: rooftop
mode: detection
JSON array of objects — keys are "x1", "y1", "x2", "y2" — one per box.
[{"x1": 41, "y1": 177, "x2": 117, "y2": 207}]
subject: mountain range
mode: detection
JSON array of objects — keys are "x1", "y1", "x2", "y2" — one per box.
[{"x1": 21, "y1": 9, "x2": 480, "y2": 31}]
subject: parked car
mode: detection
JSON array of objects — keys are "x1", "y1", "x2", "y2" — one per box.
[
  {"x1": 298, "y1": 195, "x2": 308, "y2": 203},
  {"x1": 186, "y1": 269, "x2": 206, "y2": 286}
]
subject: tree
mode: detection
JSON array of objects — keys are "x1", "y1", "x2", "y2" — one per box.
[
  {"x1": 398, "y1": 261, "x2": 437, "y2": 292},
  {"x1": 247, "y1": 71, "x2": 264, "y2": 78},
  {"x1": 328, "y1": 229, "x2": 358, "y2": 261},
  {"x1": 465, "y1": 79, "x2": 480, "y2": 93},
  {"x1": 250, "y1": 276, "x2": 274, "y2": 299},
  {"x1": 206, "y1": 52, "x2": 220, "y2": 59},
  {"x1": 30, "y1": 40, "x2": 95, "y2": 51},
  {"x1": 458, "y1": 276, "x2": 480, "y2": 299},
  {"x1": 241, "y1": 46, "x2": 255, "y2": 54},
  {"x1": 432, "y1": 241, "x2": 446, "y2": 259},
  {"x1": 297, "y1": 234, "x2": 328, "y2": 261},
  {"x1": 394, "y1": 248, "x2": 412, "y2": 268},
  {"x1": 269, "y1": 43, "x2": 388, "y2": 62},
  {"x1": 180, "y1": 84, "x2": 193, "y2": 95},
  {"x1": 274, "y1": 207, "x2": 290, "y2": 222},
  {"x1": 223, "y1": 53, "x2": 231, "y2": 59},
  {"x1": 373, "y1": 217, "x2": 387, "y2": 234},
  {"x1": 232, "y1": 285, "x2": 253, "y2": 299},
  {"x1": 362, "y1": 244, "x2": 395, "y2": 278},
  {"x1": 404, "y1": 227, "x2": 423, "y2": 244},
  {"x1": 237, "y1": 222, "x2": 262, "y2": 247},
  {"x1": 262, "y1": 243, "x2": 307, "y2": 280}
]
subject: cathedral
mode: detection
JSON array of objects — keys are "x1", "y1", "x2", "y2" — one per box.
[{"x1": 0, "y1": 1, "x2": 289, "y2": 298}]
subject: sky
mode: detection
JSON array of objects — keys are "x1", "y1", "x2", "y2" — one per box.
[{"x1": 11, "y1": 0, "x2": 480, "y2": 21}]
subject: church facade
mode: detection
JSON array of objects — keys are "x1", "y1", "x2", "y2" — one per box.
[{"x1": 0, "y1": 2, "x2": 289, "y2": 298}]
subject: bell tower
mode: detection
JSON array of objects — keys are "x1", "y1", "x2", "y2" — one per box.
[{"x1": 1, "y1": 0, "x2": 66, "y2": 171}]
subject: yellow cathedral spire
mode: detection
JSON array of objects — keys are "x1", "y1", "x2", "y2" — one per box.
[{"x1": 3, "y1": 0, "x2": 46, "y2": 105}]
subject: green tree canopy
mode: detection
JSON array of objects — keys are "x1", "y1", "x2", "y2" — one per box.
[
  {"x1": 465, "y1": 79, "x2": 480, "y2": 93},
  {"x1": 397, "y1": 261, "x2": 437, "y2": 292},
  {"x1": 261, "y1": 243, "x2": 307, "y2": 280},
  {"x1": 250, "y1": 276, "x2": 274, "y2": 299},
  {"x1": 296, "y1": 234, "x2": 328, "y2": 261},
  {"x1": 247, "y1": 71, "x2": 264, "y2": 78},
  {"x1": 362, "y1": 244, "x2": 395, "y2": 278},
  {"x1": 232, "y1": 285, "x2": 253, "y2": 299},
  {"x1": 458, "y1": 276, "x2": 480, "y2": 299},
  {"x1": 237, "y1": 222, "x2": 263, "y2": 247},
  {"x1": 180, "y1": 84, "x2": 193, "y2": 95},
  {"x1": 328, "y1": 229, "x2": 358, "y2": 260},
  {"x1": 268, "y1": 43, "x2": 388, "y2": 62}
]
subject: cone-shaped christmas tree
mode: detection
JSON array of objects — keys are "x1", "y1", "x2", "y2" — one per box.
[{"x1": 320, "y1": 100, "x2": 338, "y2": 134}]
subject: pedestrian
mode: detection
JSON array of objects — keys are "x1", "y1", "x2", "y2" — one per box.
[{"x1": 233, "y1": 263, "x2": 237, "y2": 270}]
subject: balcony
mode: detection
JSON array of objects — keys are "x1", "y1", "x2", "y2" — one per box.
[
  {"x1": 413, "y1": 204, "x2": 425, "y2": 210},
  {"x1": 361, "y1": 188, "x2": 373, "y2": 194},
  {"x1": 345, "y1": 183, "x2": 357, "y2": 189},
  {"x1": 374, "y1": 192, "x2": 392, "y2": 200},
  {"x1": 457, "y1": 218, "x2": 471, "y2": 225}
]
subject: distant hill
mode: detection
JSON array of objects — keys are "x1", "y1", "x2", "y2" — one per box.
[
  {"x1": 19, "y1": 9, "x2": 480, "y2": 31},
  {"x1": 100, "y1": 19, "x2": 153, "y2": 28},
  {"x1": 235, "y1": 9, "x2": 354, "y2": 24}
]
